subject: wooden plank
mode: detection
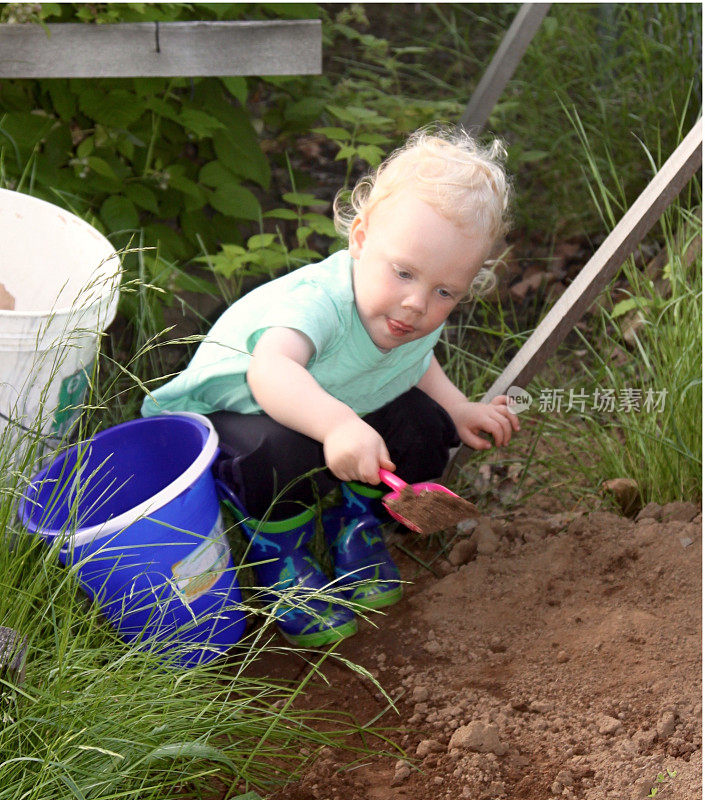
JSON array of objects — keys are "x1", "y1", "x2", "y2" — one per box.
[
  {"x1": 460, "y1": 3, "x2": 551, "y2": 133},
  {"x1": 444, "y1": 117, "x2": 702, "y2": 480},
  {"x1": 0, "y1": 20, "x2": 321, "y2": 78}
]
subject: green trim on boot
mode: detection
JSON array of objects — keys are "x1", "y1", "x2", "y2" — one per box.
[{"x1": 224, "y1": 499, "x2": 357, "y2": 646}]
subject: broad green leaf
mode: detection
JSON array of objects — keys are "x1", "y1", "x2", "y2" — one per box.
[
  {"x1": 263, "y1": 208, "x2": 298, "y2": 220},
  {"x1": 100, "y1": 196, "x2": 139, "y2": 231},
  {"x1": 47, "y1": 80, "x2": 76, "y2": 120},
  {"x1": 335, "y1": 145, "x2": 356, "y2": 161},
  {"x1": 312, "y1": 126, "x2": 351, "y2": 142},
  {"x1": 169, "y1": 174, "x2": 206, "y2": 201},
  {"x1": 357, "y1": 132, "x2": 391, "y2": 145},
  {"x1": 76, "y1": 136, "x2": 94, "y2": 159},
  {"x1": 296, "y1": 226, "x2": 312, "y2": 246},
  {"x1": 247, "y1": 233, "x2": 276, "y2": 249},
  {"x1": 86, "y1": 156, "x2": 119, "y2": 181},
  {"x1": 221, "y1": 76, "x2": 248, "y2": 104},
  {"x1": 326, "y1": 105, "x2": 392, "y2": 125},
  {"x1": 78, "y1": 87, "x2": 144, "y2": 128},
  {"x1": 302, "y1": 212, "x2": 337, "y2": 237},
  {"x1": 199, "y1": 160, "x2": 238, "y2": 188},
  {"x1": 143, "y1": 96, "x2": 182, "y2": 124},
  {"x1": 355, "y1": 144, "x2": 385, "y2": 166},
  {"x1": 611, "y1": 297, "x2": 645, "y2": 318},
  {"x1": 0, "y1": 112, "x2": 53, "y2": 149},
  {"x1": 213, "y1": 130, "x2": 270, "y2": 189},
  {"x1": 124, "y1": 183, "x2": 159, "y2": 213},
  {"x1": 209, "y1": 99, "x2": 270, "y2": 188},
  {"x1": 210, "y1": 184, "x2": 261, "y2": 220},
  {"x1": 116, "y1": 136, "x2": 135, "y2": 160},
  {"x1": 179, "y1": 108, "x2": 224, "y2": 138}
]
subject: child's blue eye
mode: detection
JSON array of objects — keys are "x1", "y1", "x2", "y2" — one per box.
[
  {"x1": 395, "y1": 268, "x2": 412, "y2": 280},
  {"x1": 437, "y1": 288, "x2": 453, "y2": 299}
]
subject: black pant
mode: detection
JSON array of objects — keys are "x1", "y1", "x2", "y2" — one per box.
[{"x1": 209, "y1": 388, "x2": 460, "y2": 520}]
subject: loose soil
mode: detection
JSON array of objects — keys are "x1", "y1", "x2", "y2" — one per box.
[{"x1": 249, "y1": 497, "x2": 701, "y2": 800}]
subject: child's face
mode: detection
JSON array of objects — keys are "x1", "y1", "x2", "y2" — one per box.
[{"x1": 349, "y1": 193, "x2": 490, "y2": 351}]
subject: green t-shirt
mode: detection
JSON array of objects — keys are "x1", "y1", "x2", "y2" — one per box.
[{"x1": 141, "y1": 249, "x2": 443, "y2": 418}]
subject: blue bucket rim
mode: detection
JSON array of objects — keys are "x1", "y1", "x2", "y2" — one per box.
[{"x1": 20, "y1": 412, "x2": 219, "y2": 544}]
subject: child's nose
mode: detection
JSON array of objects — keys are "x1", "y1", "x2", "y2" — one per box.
[{"x1": 401, "y1": 289, "x2": 428, "y2": 314}]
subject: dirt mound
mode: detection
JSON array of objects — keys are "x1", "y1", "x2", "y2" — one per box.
[{"x1": 255, "y1": 500, "x2": 701, "y2": 800}]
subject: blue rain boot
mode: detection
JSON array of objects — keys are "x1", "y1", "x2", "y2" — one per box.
[
  {"x1": 322, "y1": 482, "x2": 403, "y2": 610},
  {"x1": 222, "y1": 496, "x2": 357, "y2": 647}
]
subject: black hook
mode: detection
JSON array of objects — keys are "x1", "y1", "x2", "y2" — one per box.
[{"x1": 155, "y1": 21, "x2": 161, "y2": 53}]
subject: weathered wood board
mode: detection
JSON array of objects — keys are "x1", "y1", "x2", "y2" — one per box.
[
  {"x1": 460, "y1": 3, "x2": 551, "y2": 133},
  {"x1": 0, "y1": 20, "x2": 321, "y2": 77}
]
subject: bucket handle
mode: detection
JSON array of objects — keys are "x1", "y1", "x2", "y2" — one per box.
[{"x1": 214, "y1": 478, "x2": 248, "y2": 519}]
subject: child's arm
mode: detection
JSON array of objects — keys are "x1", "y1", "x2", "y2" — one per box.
[
  {"x1": 417, "y1": 355, "x2": 520, "y2": 450},
  {"x1": 247, "y1": 327, "x2": 395, "y2": 484}
]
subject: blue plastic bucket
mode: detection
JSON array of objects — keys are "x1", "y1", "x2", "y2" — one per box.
[{"x1": 18, "y1": 413, "x2": 246, "y2": 667}]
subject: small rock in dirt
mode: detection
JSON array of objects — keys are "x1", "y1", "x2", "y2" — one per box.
[
  {"x1": 489, "y1": 634, "x2": 506, "y2": 653},
  {"x1": 632, "y1": 777, "x2": 655, "y2": 799},
  {"x1": 448, "y1": 721, "x2": 507, "y2": 756},
  {"x1": 411, "y1": 685, "x2": 429, "y2": 702},
  {"x1": 597, "y1": 714, "x2": 623, "y2": 736},
  {"x1": 529, "y1": 700, "x2": 553, "y2": 714},
  {"x1": 476, "y1": 522, "x2": 500, "y2": 555},
  {"x1": 416, "y1": 738, "x2": 443, "y2": 757},
  {"x1": 660, "y1": 501, "x2": 700, "y2": 522},
  {"x1": 457, "y1": 518, "x2": 478, "y2": 534},
  {"x1": 545, "y1": 513, "x2": 574, "y2": 533},
  {"x1": 556, "y1": 650, "x2": 570, "y2": 663},
  {"x1": 449, "y1": 537, "x2": 478, "y2": 566},
  {"x1": 555, "y1": 769, "x2": 574, "y2": 786},
  {"x1": 680, "y1": 536, "x2": 694, "y2": 548},
  {"x1": 423, "y1": 639, "x2": 441, "y2": 655},
  {"x1": 657, "y1": 711, "x2": 676, "y2": 739},
  {"x1": 634, "y1": 523, "x2": 658, "y2": 547},
  {"x1": 636, "y1": 502, "x2": 662, "y2": 522},
  {"x1": 601, "y1": 477, "x2": 641, "y2": 516},
  {"x1": 391, "y1": 760, "x2": 411, "y2": 786}
]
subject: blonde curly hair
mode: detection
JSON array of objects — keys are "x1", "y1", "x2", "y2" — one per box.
[{"x1": 334, "y1": 125, "x2": 511, "y2": 296}]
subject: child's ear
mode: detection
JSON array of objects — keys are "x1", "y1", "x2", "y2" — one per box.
[{"x1": 349, "y1": 214, "x2": 367, "y2": 259}]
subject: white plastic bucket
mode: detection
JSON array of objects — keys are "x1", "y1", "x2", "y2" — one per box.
[{"x1": 0, "y1": 189, "x2": 121, "y2": 450}]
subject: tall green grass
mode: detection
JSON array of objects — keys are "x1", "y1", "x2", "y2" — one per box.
[
  {"x1": 519, "y1": 103, "x2": 702, "y2": 506},
  {"x1": 0, "y1": 273, "x2": 395, "y2": 800}
]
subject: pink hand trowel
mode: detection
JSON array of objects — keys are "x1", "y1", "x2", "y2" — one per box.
[{"x1": 378, "y1": 468, "x2": 479, "y2": 535}]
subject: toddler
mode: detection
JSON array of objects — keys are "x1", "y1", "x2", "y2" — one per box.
[{"x1": 141, "y1": 126, "x2": 519, "y2": 647}]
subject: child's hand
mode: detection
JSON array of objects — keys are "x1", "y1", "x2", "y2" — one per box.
[
  {"x1": 449, "y1": 395, "x2": 520, "y2": 450},
  {"x1": 323, "y1": 417, "x2": 395, "y2": 484}
]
